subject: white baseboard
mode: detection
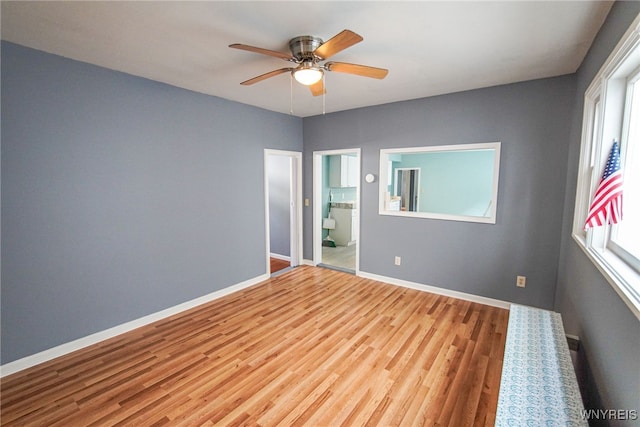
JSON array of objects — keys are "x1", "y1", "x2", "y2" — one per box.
[
  {"x1": 269, "y1": 253, "x2": 291, "y2": 262},
  {"x1": 301, "y1": 258, "x2": 315, "y2": 266},
  {"x1": 0, "y1": 273, "x2": 269, "y2": 378},
  {"x1": 2, "y1": 269, "x2": 510, "y2": 378},
  {"x1": 358, "y1": 271, "x2": 511, "y2": 310}
]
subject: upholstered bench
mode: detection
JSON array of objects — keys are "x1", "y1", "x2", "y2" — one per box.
[{"x1": 495, "y1": 304, "x2": 586, "y2": 426}]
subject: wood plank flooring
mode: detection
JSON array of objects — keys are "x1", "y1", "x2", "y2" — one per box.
[
  {"x1": 269, "y1": 257, "x2": 290, "y2": 275},
  {"x1": 0, "y1": 266, "x2": 508, "y2": 426}
]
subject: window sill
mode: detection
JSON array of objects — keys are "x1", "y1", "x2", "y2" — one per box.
[{"x1": 572, "y1": 233, "x2": 640, "y2": 321}]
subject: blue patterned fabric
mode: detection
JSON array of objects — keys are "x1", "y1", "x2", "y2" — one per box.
[{"x1": 496, "y1": 305, "x2": 586, "y2": 426}]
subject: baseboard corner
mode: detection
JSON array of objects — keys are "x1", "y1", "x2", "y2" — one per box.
[{"x1": 0, "y1": 273, "x2": 268, "y2": 378}]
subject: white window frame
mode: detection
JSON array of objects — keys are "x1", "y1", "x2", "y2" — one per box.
[
  {"x1": 609, "y1": 67, "x2": 640, "y2": 273},
  {"x1": 573, "y1": 13, "x2": 640, "y2": 321}
]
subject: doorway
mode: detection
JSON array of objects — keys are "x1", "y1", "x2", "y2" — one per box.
[
  {"x1": 313, "y1": 149, "x2": 361, "y2": 274},
  {"x1": 395, "y1": 167, "x2": 420, "y2": 212},
  {"x1": 265, "y1": 150, "x2": 302, "y2": 276}
]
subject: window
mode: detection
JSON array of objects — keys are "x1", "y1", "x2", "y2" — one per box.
[
  {"x1": 378, "y1": 142, "x2": 501, "y2": 224},
  {"x1": 610, "y1": 72, "x2": 640, "y2": 272},
  {"x1": 573, "y1": 13, "x2": 640, "y2": 320}
]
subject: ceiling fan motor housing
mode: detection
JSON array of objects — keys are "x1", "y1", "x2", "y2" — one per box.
[{"x1": 289, "y1": 36, "x2": 323, "y2": 62}]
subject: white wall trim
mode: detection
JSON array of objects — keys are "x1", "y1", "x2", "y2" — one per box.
[
  {"x1": 269, "y1": 253, "x2": 291, "y2": 262},
  {"x1": 358, "y1": 270, "x2": 511, "y2": 310},
  {"x1": 302, "y1": 258, "x2": 315, "y2": 266},
  {"x1": 0, "y1": 273, "x2": 269, "y2": 378},
  {"x1": 2, "y1": 268, "x2": 511, "y2": 377}
]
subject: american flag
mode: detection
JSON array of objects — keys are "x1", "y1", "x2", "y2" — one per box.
[{"x1": 584, "y1": 140, "x2": 623, "y2": 229}]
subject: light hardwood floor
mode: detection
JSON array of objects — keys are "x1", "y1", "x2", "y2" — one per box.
[
  {"x1": 269, "y1": 257, "x2": 290, "y2": 274},
  {"x1": 0, "y1": 266, "x2": 508, "y2": 426}
]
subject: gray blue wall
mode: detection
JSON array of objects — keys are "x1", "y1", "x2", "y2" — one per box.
[
  {"x1": 304, "y1": 75, "x2": 575, "y2": 310},
  {"x1": 556, "y1": 0, "x2": 640, "y2": 417},
  {"x1": 1, "y1": 42, "x2": 302, "y2": 364}
]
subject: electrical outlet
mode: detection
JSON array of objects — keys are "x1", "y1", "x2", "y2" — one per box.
[
  {"x1": 516, "y1": 276, "x2": 526, "y2": 288},
  {"x1": 395, "y1": 256, "x2": 401, "y2": 266}
]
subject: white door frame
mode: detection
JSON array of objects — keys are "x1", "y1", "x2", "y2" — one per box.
[
  {"x1": 264, "y1": 149, "x2": 303, "y2": 274},
  {"x1": 313, "y1": 148, "x2": 361, "y2": 273}
]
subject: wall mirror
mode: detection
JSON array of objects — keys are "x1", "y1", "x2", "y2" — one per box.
[{"x1": 379, "y1": 142, "x2": 501, "y2": 224}]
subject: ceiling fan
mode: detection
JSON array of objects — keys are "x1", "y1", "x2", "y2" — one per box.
[{"x1": 229, "y1": 30, "x2": 388, "y2": 96}]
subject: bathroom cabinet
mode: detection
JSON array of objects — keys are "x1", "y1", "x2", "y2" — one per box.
[
  {"x1": 329, "y1": 155, "x2": 358, "y2": 188},
  {"x1": 331, "y1": 207, "x2": 358, "y2": 246}
]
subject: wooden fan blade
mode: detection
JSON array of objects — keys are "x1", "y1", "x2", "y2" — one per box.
[
  {"x1": 240, "y1": 68, "x2": 293, "y2": 85},
  {"x1": 309, "y1": 79, "x2": 326, "y2": 97},
  {"x1": 313, "y1": 30, "x2": 363, "y2": 60},
  {"x1": 325, "y1": 62, "x2": 388, "y2": 79},
  {"x1": 229, "y1": 43, "x2": 294, "y2": 61}
]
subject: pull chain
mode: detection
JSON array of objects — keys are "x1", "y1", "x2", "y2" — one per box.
[
  {"x1": 290, "y1": 73, "x2": 294, "y2": 115},
  {"x1": 322, "y1": 73, "x2": 326, "y2": 115}
]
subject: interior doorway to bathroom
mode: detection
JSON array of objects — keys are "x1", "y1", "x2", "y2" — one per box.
[
  {"x1": 313, "y1": 149, "x2": 360, "y2": 274},
  {"x1": 265, "y1": 149, "x2": 302, "y2": 276}
]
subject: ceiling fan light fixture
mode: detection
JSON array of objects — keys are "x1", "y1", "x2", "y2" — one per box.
[
  {"x1": 293, "y1": 65, "x2": 323, "y2": 86},
  {"x1": 231, "y1": 30, "x2": 388, "y2": 96}
]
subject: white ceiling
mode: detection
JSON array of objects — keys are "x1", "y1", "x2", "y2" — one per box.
[{"x1": 1, "y1": 1, "x2": 613, "y2": 117}]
